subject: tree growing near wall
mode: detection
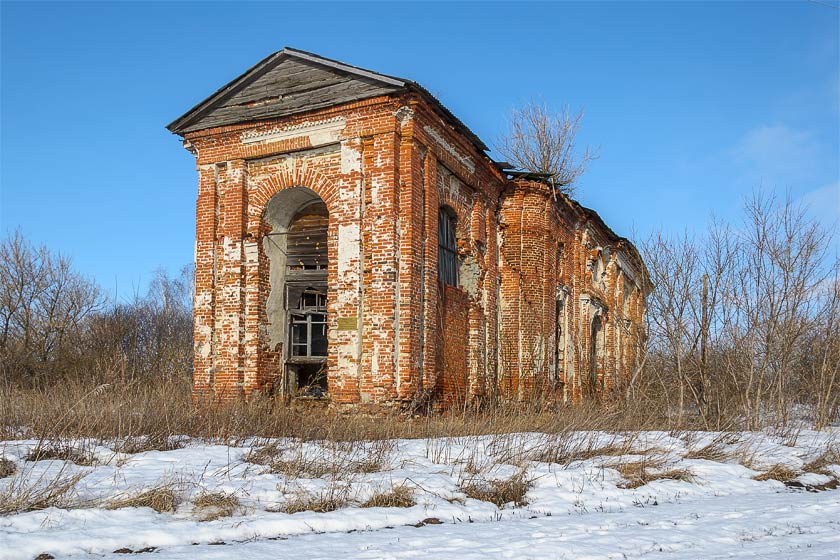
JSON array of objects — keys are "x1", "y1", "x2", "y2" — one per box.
[{"x1": 496, "y1": 101, "x2": 596, "y2": 196}]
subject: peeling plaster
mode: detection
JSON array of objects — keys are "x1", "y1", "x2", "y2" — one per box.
[
  {"x1": 424, "y1": 125, "x2": 475, "y2": 174},
  {"x1": 340, "y1": 143, "x2": 362, "y2": 173}
]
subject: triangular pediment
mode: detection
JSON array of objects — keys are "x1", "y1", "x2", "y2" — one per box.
[{"x1": 167, "y1": 48, "x2": 407, "y2": 135}]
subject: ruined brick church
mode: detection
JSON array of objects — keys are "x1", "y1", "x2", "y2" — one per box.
[{"x1": 168, "y1": 48, "x2": 648, "y2": 407}]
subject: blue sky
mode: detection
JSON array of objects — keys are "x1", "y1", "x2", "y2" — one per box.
[{"x1": 1, "y1": 1, "x2": 838, "y2": 300}]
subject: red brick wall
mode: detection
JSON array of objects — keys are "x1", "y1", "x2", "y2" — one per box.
[{"x1": 182, "y1": 92, "x2": 646, "y2": 408}]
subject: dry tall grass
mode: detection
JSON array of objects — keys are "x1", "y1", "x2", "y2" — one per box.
[{"x1": 1, "y1": 377, "x2": 688, "y2": 444}]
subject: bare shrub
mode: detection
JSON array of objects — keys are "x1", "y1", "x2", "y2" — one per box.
[
  {"x1": 461, "y1": 472, "x2": 530, "y2": 508},
  {"x1": 360, "y1": 485, "x2": 415, "y2": 509},
  {"x1": 193, "y1": 491, "x2": 240, "y2": 521}
]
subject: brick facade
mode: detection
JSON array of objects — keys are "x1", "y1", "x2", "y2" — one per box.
[{"x1": 170, "y1": 49, "x2": 648, "y2": 408}]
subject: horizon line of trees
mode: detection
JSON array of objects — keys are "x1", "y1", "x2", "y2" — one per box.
[{"x1": 0, "y1": 229, "x2": 192, "y2": 388}]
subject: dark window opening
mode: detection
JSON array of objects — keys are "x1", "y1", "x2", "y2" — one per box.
[{"x1": 438, "y1": 206, "x2": 458, "y2": 286}]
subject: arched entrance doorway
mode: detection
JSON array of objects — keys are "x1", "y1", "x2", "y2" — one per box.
[{"x1": 263, "y1": 187, "x2": 329, "y2": 397}]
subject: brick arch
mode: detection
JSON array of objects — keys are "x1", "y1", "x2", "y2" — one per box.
[{"x1": 248, "y1": 165, "x2": 340, "y2": 233}]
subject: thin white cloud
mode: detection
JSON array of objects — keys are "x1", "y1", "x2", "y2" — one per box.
[
  {"x1": 800, "y1": 180, "x2": 840, "y2": 230},
  {"x1": 730, "y1": 124, "x2": 823, "y2": 187}
]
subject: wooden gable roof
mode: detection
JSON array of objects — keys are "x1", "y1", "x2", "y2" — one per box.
[
  {"x1": 166, "y1": 48, "x2": 405, "y2": 135},
  {"x1": 166, "y1": 48, "x2": 489, "y2": 153}
]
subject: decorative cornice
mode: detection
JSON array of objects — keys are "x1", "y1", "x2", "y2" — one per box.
[{"x1": 241, "y1": 116, "x2": 347, "y2": 146}]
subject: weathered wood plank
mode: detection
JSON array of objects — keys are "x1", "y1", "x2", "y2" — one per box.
[
  {"x1": 183, "y1": 80, "x2": 399, "y2": 132},
  {"x1": 178, "y1": 56, "x2": 402, "y2": 133}
]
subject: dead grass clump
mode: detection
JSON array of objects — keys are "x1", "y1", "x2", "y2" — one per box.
[
  {"x1": 752, "y1": 464, "x2": 798, "y2": 482},
  {"x1": 331, "y1": 439, "x2": 395, "y2": 474},
  {"x1": 619, "y1": 468, "x2": 694, "y2": 489},
  {"x1": 0, "y1": 458, "x2": 16, "y2": 478},
  {"x1": 461, "y1": 472, "x2": 530, "y2": 508},
  {"x1": 531, "y1": 440, "x2": 631, "y2": 465},
  {"x1": 0, "y1": 470, "x2": 87, "y2": 514},
  {"x1": 115, "y1": 434, "x2": 184, "y2": 454},
  {"x1": 107, "y1": 487, "x2": 179, "y2": 513},
  {"x1": 612, "y1": 458, "x2": 694, "y2": 489},
  {"x1": 193, "y1": 491, "x2": 240, "y2": 521},
  {"x1": 280, "y1": 485, "x2": 352, "y2": 514},
  {"x1": 803, "y1": 448, "x2": 840, "y2": 476},
  {"x1": 684, "y1": 443, "x2": 732, "y2": 462},
  {"x1": 265, "y1": 457, "x2": 334, "y2": 479},
  {"x1": 245, "y1": 442, "x2": 283, "y2": 465},
  {"x1": 256, "y1": 440, "x2": 393, "y2": 478},
  {"x1": 360, "y1": 485, "x2": 415, "y2": 509},
  {"x1": 25, "y1": 442, "x2": 96, "y2": 466}
]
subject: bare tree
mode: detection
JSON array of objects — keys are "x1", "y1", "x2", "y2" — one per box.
[
  {"x1": 0, "y1": 230, "x2": 101, "y2": 385},
  {"x1": 639, "y1": 190, "x2": 839, "y2": 429},
  {"x1": 496, "y1": 101, "x2": 596, "y2": 196}
]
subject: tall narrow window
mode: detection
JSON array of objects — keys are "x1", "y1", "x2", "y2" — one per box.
[
  {"x1": 438, "y1": 206, "x2": 458, "y2": 286},
  {"x1": 554, "y1": 297, "x2": 566, "y2": 383}
]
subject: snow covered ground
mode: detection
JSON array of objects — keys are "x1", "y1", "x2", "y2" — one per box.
[{"x1": 1, "y1": 429, "x2": 838, "y2": 559}]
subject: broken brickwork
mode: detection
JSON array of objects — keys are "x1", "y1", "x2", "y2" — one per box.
[{"x1": 168, "y1": 48, "x2": 648, "y2": 407}]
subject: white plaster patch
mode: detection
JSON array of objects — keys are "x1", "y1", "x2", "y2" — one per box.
[
  {"x1": 241, "y1": 117, "x2": 346, "y2": 147},
  {"x1": 194, "y1": 292, "x2": 212, "y2": 309},
  {"x1": 337, "y1": 223, "x2": 360, "y2": 276},
  {"x1": 424, "y1": 125, "x2": 475, "y2": 174},
  {"x1": 340, "y1": 143, "x2": 362, "y2": 174},
  {"x1": 394, "y1": 106, "x2": 414, "y2": 126},
  {"x1": 222, "y1": 237, "x2": 241, "y2": 261},
  {"x1": 196, "y1": 342, "x2": 212, "y2": 359},
  {"x1": 244, "y1": 241, "x2": 259, "y2": 263}
]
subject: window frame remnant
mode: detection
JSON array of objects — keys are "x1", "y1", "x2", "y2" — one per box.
[{"x1": 289, "y1": 289, "x2": 327, "y2": 359}]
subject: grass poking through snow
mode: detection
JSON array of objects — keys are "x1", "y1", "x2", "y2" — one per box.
[
  {"x1": 107, "y1": 486, "x2": 180, "y2": 513},
  {"x1": 193, "y1": 491, "x2": 241, "y2": 521},
  {"x1": 752, "y1": 464, "x2": 798, "y2": 482},
  {"x1": 359, "y1": 485, "x2": 415, "y2": 509},
  {"x1": 460, "y1": 472, "x2": 530, "y2": 508}
]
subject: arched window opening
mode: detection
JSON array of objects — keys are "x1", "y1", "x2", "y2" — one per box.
[
  {"x1": 438, "y1": 206, "x2": 458, "y2": 286},
  {"x1": 262, "y1": 187, "x2": 329, "y2": 399}
]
